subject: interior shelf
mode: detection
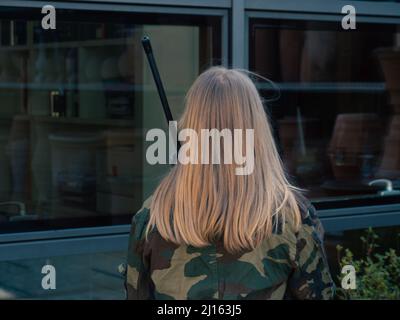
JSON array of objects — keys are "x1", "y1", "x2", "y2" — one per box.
[
  {"x1": 0, "y1": 82, "x2": 186, "y2": 94},
  {"x1": 0, "y1": 37, "x2": 131, "y2": 52},
  {"x1": 13, "y1": 114, "x2": 135, "y2": 127},
  {"x1": 257, "y1": 82, "x2": 386, "y2": 93}
]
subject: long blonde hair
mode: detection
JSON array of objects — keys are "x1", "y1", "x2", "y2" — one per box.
[{"x1": 147, "y1": 66, "x2": 302, "y2": 253}]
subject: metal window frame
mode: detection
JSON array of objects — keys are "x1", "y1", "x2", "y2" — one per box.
[
  {"x1": 319, "y1": 204, "x2": 400, "y2": 232},
  {"x1": 0, "y1": 233, "x2": 129, "y2": 261},
  {"x1": 0, "y1": 0, "x2": 229, "y2": 258},
  {"x1": 2, "y1": 0, "x2": 400, "y2": 261},
  {"x1": 0, "y1": 0, "x2": 229, "y2": 65},
  {"x1": 3, "y1": 203, "x2": 400, "y2": 261},
  {"x1": 10, "y1": 0, "x2": 232, "y2": 9},
  {"x1": 245, "y1": 0, "x2": 400, "y2": 18},
  {"x1": 242, "y1": 1, "x2": 400, "y2": 231}
]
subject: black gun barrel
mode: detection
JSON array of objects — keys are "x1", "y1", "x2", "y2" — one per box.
[
  {"x1": 141, "y1": 36, "x2": 181, "y2": 152},
  {"x1": 141, "y1": 36, "x2": 175, "y2": 125}
]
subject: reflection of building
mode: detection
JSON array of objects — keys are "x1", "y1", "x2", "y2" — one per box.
[{"x1": 1, "y1": 0, "x2": 400, "y2": 299}]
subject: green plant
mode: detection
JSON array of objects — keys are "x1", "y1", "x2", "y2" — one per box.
[{"x1": 336, "y1": 227, "x2": 400, "y2": 300}]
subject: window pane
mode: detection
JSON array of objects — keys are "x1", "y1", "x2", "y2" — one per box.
[
  {"x1": 0, "y1": 250, "x2": 125, "y2": 299},
  {"x1": 0, "y1": 8, "x2": 222, "y2": 233},
  {"x1": 249, "y1": 19, "x2": 400, "y2": 205}
]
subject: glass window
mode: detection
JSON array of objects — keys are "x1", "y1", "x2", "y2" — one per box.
[
  {"x1": 249, "y1": 18, "x2": 400, "y2": 207},
  {"x1": 0, "y1": 7, "x2": 222, "y2": 233},
  {"x1": 0, "y1": 250, "x2": 126, "y2": 299}
]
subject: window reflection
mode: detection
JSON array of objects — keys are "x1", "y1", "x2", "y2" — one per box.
[
  {"x1": 0, "y1": 10, "x2": 221, "y2": 231},
  {"x1": 250, "y1": 20, "x2": 400, "y2": 201}
]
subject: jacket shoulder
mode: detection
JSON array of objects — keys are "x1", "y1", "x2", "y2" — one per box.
[
  {"x1": 298, "y1": 201, "x2": 325, "y2": 243},
  {"x1": 130, "y1": 196, "x2": 152, "y2": 240}
]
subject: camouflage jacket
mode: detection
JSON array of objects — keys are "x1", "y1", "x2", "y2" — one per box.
[{"x1": 125, "y1": 197, "x2": 335, "y2": 300}]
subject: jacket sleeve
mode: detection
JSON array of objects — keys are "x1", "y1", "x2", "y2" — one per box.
[
  {"x1": 125, "y1": 207, "x2": 154, "y2": 300},
  {"x1": 286, "y1": 205, "x2": 336, "y2": 300}
]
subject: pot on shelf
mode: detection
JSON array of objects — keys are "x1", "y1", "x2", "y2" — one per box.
[
  {"x1": 377, "y1": 47, "x2": 400, "y2": 111},
  {"x1": 377, "y1": 115, "x2": 400, "y2": 178},
  {"x1": 328, "y1": 113, "x2": 382, "y2": 181}
]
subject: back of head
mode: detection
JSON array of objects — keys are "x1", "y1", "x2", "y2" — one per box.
[{"x1": 148, "y1": 66, "x2": 302, "y2": 253}]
